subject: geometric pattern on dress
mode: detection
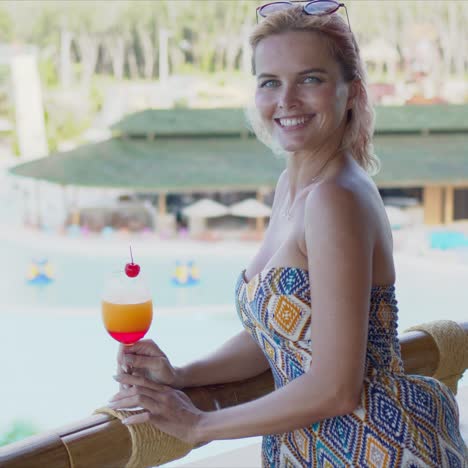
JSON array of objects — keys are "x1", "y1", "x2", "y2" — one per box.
[
  {"x1": 366, "y1": 286, "x2": 404, "y2": 375},
  {"x1": 366, "y1": 382, "x2": 407, "y2": 444},
  {"x1": 288, "y1": 428, "x2": 314, "y2": 464},
  {"x1": 269, "y1": 267, "x2": 311, "y2": 302},
  {"x1": 405, "y1": 416, "x2": 441, "y2": 466},
  {"x1": 268, "y1": 294, "x2": 310, "y2": 342},
  {"x1": 314, "y1": 438, "x2": 347, "y2": 467},
  {"x1": 399, "y1": 448, "x2": 430, "y2": 467},
  {"x1": 258, "y1": 330, "x2": 278, "y2": 366},
  {"x1": 283, "y1": 351, "x2": 305, "y2": 380},
  {"x1": 251, "y1": 282, "x2": 269, "y2": 324},
  {"x1": 294, "y1": 346, "x2": 312, "y2": 372},
  {"x1": 235, "y1": 267, "x2": 467, "y2": 467},
  {"x1": 279, "y1": 442, "x2": 303, "y2": 468},
  {"x1": 262, "y1": 434, "x2": 279, "y2": 467},
  {"x1": 318, "y1": 414, "x2": 362, "y2": 464},
  {"x1": 359, "y1": 425, "x2": 400, "y2": 468},
  {"x1": 398, "y1": 377, "x2": 438, "y2": 428},
  {"x1": 441, "y1": 438, "x2": 465, "y2": 468},
  {"x1": 438, "y1": 389, "x2": 462, "y2": 447}
]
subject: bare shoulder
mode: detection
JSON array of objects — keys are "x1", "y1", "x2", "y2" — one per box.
[
  {"x1": 305, "y1": 182, "x2": 367, "y2": 223},
  {"x1": 303, "y1": 181, "x2": 374, "y2": 248}
]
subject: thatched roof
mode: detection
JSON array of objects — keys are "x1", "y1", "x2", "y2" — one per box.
[
  {"x1": 111, "y1": 108, "x2": 251, "y2": 137},
  {"x1": 9, "y1": 137, "x2": 283, "y2": 191},
  {"x1": 9, "y1": 133, "x2": 468, "y2": 190},
  {"x1": 111, "y1": 105, "x2": 468, "y2": 137},
  {"x1": 374, "y1": 133, "x2": 468, "y2": 187}
]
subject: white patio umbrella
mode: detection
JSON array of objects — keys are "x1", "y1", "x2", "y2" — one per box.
[
  {"x1": 182, "y1": 198, "x2": 229, "y2": 236},
  {"x1": 229, "y1": 198, "x2": 272, "y2": 218},
  {"x1": 182, "y1": 198, "x2": 229, "y2": 218}
]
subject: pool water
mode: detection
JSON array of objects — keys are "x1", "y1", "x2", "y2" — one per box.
[{"x1": 2, "y1": 240, "x2": 249, "y2": 310}]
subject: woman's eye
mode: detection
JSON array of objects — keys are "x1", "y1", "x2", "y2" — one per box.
[
  {"x1": 303, "y1": 76, "x2": 322, "y2": 84},
  {"x1": 260, "y1": 79, "x2": 280, "y2": 88}
]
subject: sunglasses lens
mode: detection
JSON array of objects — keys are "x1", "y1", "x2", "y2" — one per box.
[
  {"x1": 259, "y1": 1, "x2": 292, "y2": 17},
  {"x1": 304, "y1": 1, "x2": 339, "y2": 14}
]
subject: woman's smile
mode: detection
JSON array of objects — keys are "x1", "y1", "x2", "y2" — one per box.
[{"x1": 275, "y1": 114, "x2": 316, "y2": 131}]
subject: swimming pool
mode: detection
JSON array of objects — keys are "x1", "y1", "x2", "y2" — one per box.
[
  {"x1": 1, "y1": 236, "x2": 467, "y2": 465},
  {"x1": 2, "y1": 238, "x2": 251, "y2": 310}
]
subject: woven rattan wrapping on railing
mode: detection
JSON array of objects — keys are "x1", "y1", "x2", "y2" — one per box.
[
  {"x1": 405, "y1": 320, "x2": 468, "y2": 394},
  {"x1": 94, "y1": 407, "x2": 193, "y2": 468}
]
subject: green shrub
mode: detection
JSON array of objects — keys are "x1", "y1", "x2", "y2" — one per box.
[{"x1": 0, "y1": 420, "x2": 39, "y2": 447}]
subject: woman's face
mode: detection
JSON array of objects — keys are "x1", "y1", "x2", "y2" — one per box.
[{"x1": 254, "y1": 30, "x2": 354, "y2": 153}]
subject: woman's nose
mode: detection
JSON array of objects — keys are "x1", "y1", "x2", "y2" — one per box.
[{"x1": 278, "y1": 84, "x2": 300, "y2": 110}]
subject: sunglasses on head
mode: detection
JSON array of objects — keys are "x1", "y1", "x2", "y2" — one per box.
[{"x1": 256, "y1": 0, "x2": 350, "y2": 30}]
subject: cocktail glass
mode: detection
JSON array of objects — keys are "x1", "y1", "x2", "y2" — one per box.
[{"x1": 101, "y1": 272, "x2": 153, "y2": 346}]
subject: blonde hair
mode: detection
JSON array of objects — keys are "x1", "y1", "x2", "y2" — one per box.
[{"x1": 246, "y1": 5, "x2": 380, "y2": 174}]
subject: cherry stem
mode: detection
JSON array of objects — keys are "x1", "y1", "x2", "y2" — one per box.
[{"x1": 129, "y1": 245, "x2": 134, "y2": 264}]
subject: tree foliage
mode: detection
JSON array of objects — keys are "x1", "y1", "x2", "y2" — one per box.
[{"x1": 0, "y1": 0, "x2": 466, "y2": 85}]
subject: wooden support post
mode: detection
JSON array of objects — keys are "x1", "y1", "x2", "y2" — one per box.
[
  {"x1": 158, "y1": 192, "x2": 167, "y2": 216},
  {"x1": 444, "y1": 186, "x2": 454, "y2": 225},
  {"x1": 71, "y1": 210, "x2": 81, "y2": 226},
  {"x1": 70, "y1": 187, "x2": 80, "y2": 226},
  {"x1": 423, "y1": 186, "x2": 443, "y2": 225}
]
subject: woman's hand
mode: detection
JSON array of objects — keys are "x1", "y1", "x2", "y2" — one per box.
[
  {"x1": 117, "y1": 340, "x2": 183, "y2": 390},
  {"x1": 108, "y1": 373, "x2": 206, "y2": 446}
]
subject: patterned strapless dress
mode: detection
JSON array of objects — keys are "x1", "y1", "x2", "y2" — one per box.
[{"x1": 235, "y1": 267, "x2": 467, "y2": 467}]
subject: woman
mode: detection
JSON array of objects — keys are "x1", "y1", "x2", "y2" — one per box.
[{"x1": 109, "y1": 3, "x2": 466, "y2": 466}]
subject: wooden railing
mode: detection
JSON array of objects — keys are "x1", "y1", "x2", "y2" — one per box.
[{"x1": 1, "y1": 321, "x2": 467, "y2": 468}]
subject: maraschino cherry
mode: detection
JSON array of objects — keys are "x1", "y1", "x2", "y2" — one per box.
[{"x1": 125, "y1": 246, "x2": 140, "y2": 278}]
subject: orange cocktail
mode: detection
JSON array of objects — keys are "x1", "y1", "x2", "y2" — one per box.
[
  {"x1": 102, "y1": 299, "x2": 153, "y2": 345},
  {"x1": 101, "y1": 248, "x2": 153, "y2": 346}
]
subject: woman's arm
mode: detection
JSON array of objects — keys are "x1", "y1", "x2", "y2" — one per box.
[
  {"x1": 195, "y1": 184, "x2": 373, "y2": 441},
  {"x1": 177, "y1": 329, "x2": 270, "y2": 387}
]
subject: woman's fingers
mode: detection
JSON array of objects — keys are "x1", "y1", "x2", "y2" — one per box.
[
  {"x1": 108, "y1": 392, "x2": 156, "y2": 410},
  {"x1": 106, "y1": 385, "x2": 203, "y2": 445},
  {"x1": 109, "y1": 382, "x2": 168, "y2": 402},
  {"x1": 108, "y1": 384, "x2": 168, "y2": 410},
  {"x1": 115, "y1": 340, "x2": 177, "y2": 388},
  {"x1": 123, "y1": 340, "x2": 167, "y2": 358},
  {"x1": 122, "y1": 412, "x2": 152, "y2": 425},
  {"x1": 122, "y1": 353, "x2": 167, "y2": 371},
  {"x1": 113, "y1": 373, "x2": 170, "y2": 392}
]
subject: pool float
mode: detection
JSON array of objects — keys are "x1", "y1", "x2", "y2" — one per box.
[
  {"x1": 171, "y1": 261, "x2": 200, "y2": 287},
  {"x1": 26, "y1": 259, "x2": 54, "y2": 286}
]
